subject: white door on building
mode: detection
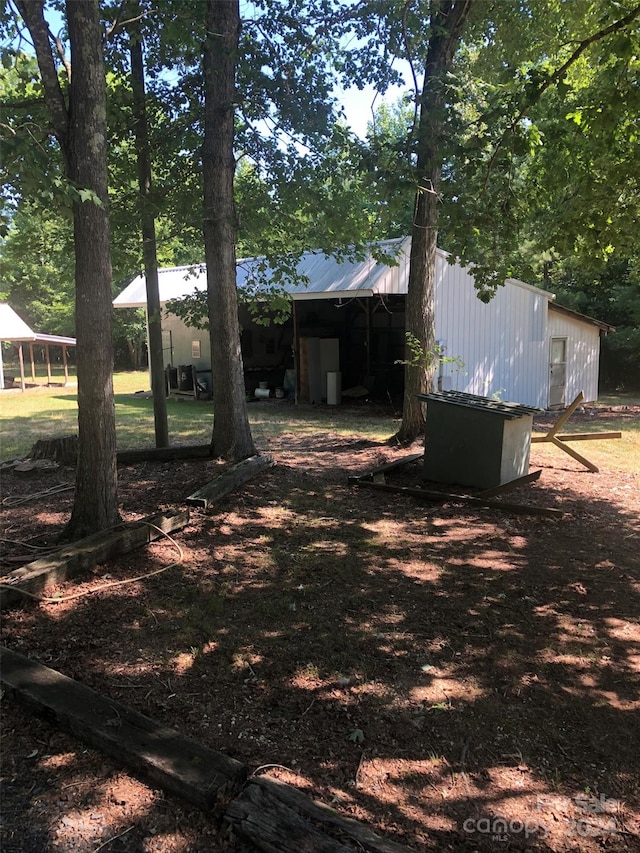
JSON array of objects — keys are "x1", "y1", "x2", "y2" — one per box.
[
  {"x1": 162, "y1": 329, "x2": 173, "y2": 367},
  {"x1": 549, "y1": 337, "x2": 567, "y2": 408}
]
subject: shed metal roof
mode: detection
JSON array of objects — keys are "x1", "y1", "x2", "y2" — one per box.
[
  {"x1": 115, "y1": 236, "x2": 588, "y2": 333},
  {"x1": 549, "y1": 301, "x2": 614, "y2": 332},
  {"x1": 418, "y1": 390, "x2": 542, "y2": 418},
  {"x1": 113, "y1": 239, "x2": 411, "y2": 308}
]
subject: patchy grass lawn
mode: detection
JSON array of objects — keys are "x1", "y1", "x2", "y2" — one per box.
[
  {"x1": 1, "y1": 401, "x2": 639, "y2": 851},
  {"x1": 0, "y1": 370, "x2": 398, "y2": 460}
]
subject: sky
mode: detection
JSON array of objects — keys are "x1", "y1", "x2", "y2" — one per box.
[
  {"x1": 335, "y1": 78, "x2": 410, "y2": 138},
  {"x1": 28, "y1": 2, "x2": 412, "y2": 141}
]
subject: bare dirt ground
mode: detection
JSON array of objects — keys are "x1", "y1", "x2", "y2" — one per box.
[{"x1": 1, "y1": 403, "x2": 639, "y2": 852}]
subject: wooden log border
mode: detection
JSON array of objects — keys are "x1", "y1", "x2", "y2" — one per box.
[
  {"x1": 186, "y1": 454, "x2": 274, "y2": 509},
  {"x1": 0, "y1": 648, "x2": 246, "y2": 811},
  {"x1": 117, "y1": 444, "x2": 212, "y2": 464},
  {"x1": 0, "y1": 509, "x2": 190, "y2": 610},
  {"x1": 1, "y1": 649, "x2": 415, "y2": 852},
  {"x1": 350, "y1": 479, "x2": 564, "y2": 519}
]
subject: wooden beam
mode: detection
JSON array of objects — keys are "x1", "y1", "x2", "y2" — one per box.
[
  {"x1": 62, "y1": 344, "x2": 69, "y2": 385},
  {"x1": 0, "y1": 508, "x2": 190, "y2": 610},
  {"x1": 117, "y1": 444, "x2": 212, "y2": 464},
  {"x1": 292, "y1": 299, "x2": 299, "y2": 405},
  {"x1": 546, "y1": 391, "x2": 584, "y2": 439},
  {"x1": 17, "y1": 342, "x2": 26, "y2": 391},
  {"x1": 186, "y1": 454, "x2": 274, "y2": 509},
  {"x1": 29, "y1": 342, "x2": 36, "y2": 383},
  {"x1": 531, "y1": 392, "x2": 615, "y2": 471},
  {"x1": 476, "y1": 469, "x2": 542, "y2": 498},
  {"x1": 2, "y1": 651, "x2": 411, "y2": 849},
  {"x1": 0, "y1": 648, "x2": 247, "y2": 810},
  {"x1": 366, "y1": 296, "x2": 371, "y2": 376},
  {"x1": 347, "y1": 453, "x2": 422, "y2": 485},
  {"x1": 351, "y1": 479, "x2": 564, "y2": 519},
  {"x1": 45, "y1": 343, "x2": 52, "y2": 385},
  {"x1": 226, "y1": 776, "x2": 413, "y2": 853},
  {"x1": 550, "y1": 436, "x2": 599, "y2": 473},
  {"x1": 532, "y1": 431, "x2": 621, "y2": 443}
]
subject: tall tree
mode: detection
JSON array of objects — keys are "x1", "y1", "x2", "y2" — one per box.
[
  {"x1": 126, "y1": 1, "x2": 169, "y2": 448},
  {"x1": 202, "y1": 0, "x2": 255, "y2": 460},
  {"x1": 353, "y1": 0, "x2": 640, "y2": 440},
  {"x1": 398, "y1": 0, "x2": 472, "y2": 442},
  {"x1": 14, "y1": 0, "x2": 119, "y2": 536}
]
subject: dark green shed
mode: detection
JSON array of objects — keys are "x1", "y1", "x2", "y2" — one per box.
[{"x1": 418, "y1": 391, "x2": 542, "y2": 490}]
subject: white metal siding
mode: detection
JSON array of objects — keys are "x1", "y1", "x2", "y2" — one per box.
[
  {"x1": 116, "y1": 240, "x2": 606, "y2": 410},
  {"x1": 434, "y1": 257, "x2": 549, "y2": 408},
  {"x1": 159, "y1": 309, "x2": 208, "y2": 372},
  {"x1": 548, "y1": 310, "x2": 600, "y2": 403}
]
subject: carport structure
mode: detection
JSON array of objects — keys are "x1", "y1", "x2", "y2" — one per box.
[{"x1": 0, "y1": 304, "x2": 76, "y2": 391}]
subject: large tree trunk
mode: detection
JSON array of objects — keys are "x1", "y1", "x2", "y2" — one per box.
[
  {"x1": 15, "y1": 0, "x2": 120, "y2": 538},
  {"x1": 129, "y1": 5, "x2": 169, "y2": 448},
  {"x1": 202, "y1": 0, "x2": 256, "y2": 461},
  {"x1": 396, "y1": 0, "x2": 472, "y2": 444},
  {"x1": 65, "y1": 0, "x2": 120, "y2": 536}
]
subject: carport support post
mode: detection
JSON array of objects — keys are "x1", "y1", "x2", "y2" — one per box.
[
  {"x1": 45, "y1": 344, "x2": 52, "y2": 385},
  {"x1": 292, "y1": 299, "x2": 299, "y2": 404},
  {"x1": 18, "y1": 342, "x2": 26, "y2": 391},
  {"x1": 366, "y1": 297, "x2": 371, "y2": 376},
  {"x1": 62, "y1": 344, "x2": 69, "y2": 385},
  {"x1": 29, "y1": 343, "x2": 36, "y2": 383}
]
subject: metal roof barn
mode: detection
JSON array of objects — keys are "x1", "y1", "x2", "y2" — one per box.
[
  {"x1": 113, "y1": 239, "x2": 609, "y2": 409},
  {"x1": 113, "y1": 239, "x2": 410, "y2": 308}
]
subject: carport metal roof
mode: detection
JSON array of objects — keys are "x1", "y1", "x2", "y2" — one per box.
[{"x1": 0, "y1": 304, "x2": 76, "y2": 391}]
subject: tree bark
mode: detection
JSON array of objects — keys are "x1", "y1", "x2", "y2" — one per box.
[
  {"x1": 13, "y1": 0, "x2": 69, "y2": 166},
  {"x1": 65, "y1": 0, "x2": 120, "y2": 536},
  {"x1": 128, "y1": 5, "x2": 169, "y2": 448},
  {"x1": 202, "y1": 0, "x2": 256, "y2": 461},
  {"x1": 396, "y1": 0, "x2": 472, "y2": 443},
  {"x1": 16, "y1": 0, "x2": 120, "y2": 538}
]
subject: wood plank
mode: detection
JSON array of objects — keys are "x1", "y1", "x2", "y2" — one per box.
[
  {"x1": 117, "y1": 444, "x2": 212, "y2": 464},
  {"x1": 0, "y1": 509, "x2": 190, "y2": 610},
  {"x1": 186, "y1": 454, "x2": 274, "y2": 509},
  {"x1": 226, "y1": 780, "x2": 352, "y2": 852},
  {"x1": 0, "y1": 648, "x2": 247, "y2": 810},
  {"x1": 546, "y1": 391, "x2": 584, "y2": 439},
  {"x1": 531, "y1": 431, "x2": 621, "y2": 443},
  {"x1": 476, "y1": 469, "x2": 541, "y2": 498},
  {"x1": 351, "y1": 480, "x2": 564, "y2": 519},
  {"x1": 347, "y1": 453, "x2": 423, "y2": 484},
  {"x1": 550, "y1": 436, "x2": 599, "y2": 473},
  {"x1": 230, "y1": 776, "x2": 415, "y2": 853}
]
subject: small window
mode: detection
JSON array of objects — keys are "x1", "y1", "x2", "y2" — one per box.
[
  {"x1": 191, "y1": 340, "x2": 201, "y2": 359},
  {"x1": 550, "y1": 338, "x2": 566, "y2": 364}
]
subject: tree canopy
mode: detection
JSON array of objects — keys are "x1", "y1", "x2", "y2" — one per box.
[{"x1": 2, "y1": 0, "x2": 638, "y2": 409}]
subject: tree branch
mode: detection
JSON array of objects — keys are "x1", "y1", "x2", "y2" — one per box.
[
  {"x1": 13, "y1": 0, "x2": 69, "y2": 161},
  {"x1": 1, "y1": 97, "x2": 46, "y2": 108},
  {"x1": 53, "y1": 30, "x2": 71, "y2": 82},
  {"x1": 483, "y1": 2, "x2": 640, "y2": 190}
]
